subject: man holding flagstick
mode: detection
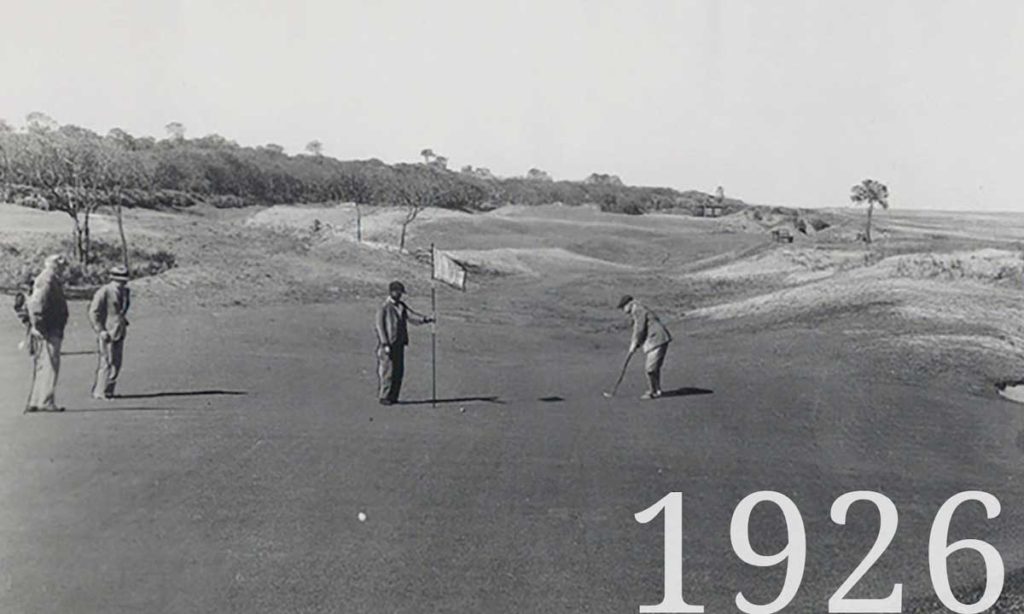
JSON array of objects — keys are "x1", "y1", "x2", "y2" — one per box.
[{"x1": 375, "y1": 280, "x2": 434, "y2": 405}]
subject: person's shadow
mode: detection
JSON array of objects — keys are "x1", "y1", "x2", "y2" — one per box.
[
  {"x1": 399, "y1": 396, "x2": 502, "y2": 406},
  {"x1": 114, "y1": 390, "x2": 247, "y2": 400},
  {"x1": 660, "y1": 387, "x2": 713, "y2": 398}
]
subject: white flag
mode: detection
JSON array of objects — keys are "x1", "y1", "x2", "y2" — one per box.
[{"x1": 433, "y1": 249, "x2": 467, "y2": 290}]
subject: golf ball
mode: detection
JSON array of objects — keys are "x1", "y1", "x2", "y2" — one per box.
[{"x1": 357, "y1": 512, "x2": 366, "y2": 522}]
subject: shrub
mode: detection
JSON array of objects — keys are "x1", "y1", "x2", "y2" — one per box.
[{"x1": 205, "y1": 194, "x2": 251, "y2": 208}]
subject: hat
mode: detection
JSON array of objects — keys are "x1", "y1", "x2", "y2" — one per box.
[
  {"x1": 109, "y1": 265, "x2": 130, "y2": 281},
  {"x1": 388, "y1": 280, "x2": 406, "y2": 294},
  {"x1": 616, "y1": 295, "x2": 634, "y2": 309}
]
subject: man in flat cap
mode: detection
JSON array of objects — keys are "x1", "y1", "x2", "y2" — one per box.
[
  {"x1": 89, "y1": 265, "x2": 131, "y2": 400},
  {"x1": 375, "y1": 280, "x2": 433, "y2": 405},
  {"x1": 617, "y1": 295, "x2": 672, "y2": 400},
  {"x1": 25, "y1": 254, "x2": 69, "y2": 412}
]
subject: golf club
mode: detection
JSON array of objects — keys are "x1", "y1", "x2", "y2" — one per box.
[{"x1": 603, "y1": 350, "x2": 634, "y2": 397}]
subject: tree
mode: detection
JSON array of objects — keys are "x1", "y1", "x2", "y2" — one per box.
[
  {"x1": 849, "y1": 178, "x2": 889, "y2": 243},
  {"x1": 165, "y1": 122, "x2": 186, "y2": 141},
  {"x1": 305, "y1": 140, "x2": 324, "y2": 157},
  {"x1": 18, "y1": 128, "x2": 104, "y2": 262},
  {"x1": 527, "y1": 168, "x2": 552, "y2": 181},
  {"x1": 585, "y1": 172, "x2": 623, "y2": 186},
  {"x1": 715, "y1": 185, "x2": 725, "y2": 204},
  {"x1": 420, "y1": 148, "x2": 435, "y2": 164},
  {"x1": 387, "y1": 165, "x2": 446, "y2": 251},
  {"x1": 26, "y1": 111, "x2": 58, "y2": 133},
  {"x1": 262, "y1": 143, "x2": 285, "y2": 155},
  {"x1": 431, "y1": 155, "x2": 448, "y2": 170},
  {"x1": 99, "y1": 139, "x2": 152, "y2": 270},
  {"x1": 106, "y1": 128, "x2": 136, "y2": 150}
]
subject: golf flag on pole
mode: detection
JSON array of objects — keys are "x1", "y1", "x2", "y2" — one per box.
[{"x1": 432, "y1": 248, "x2": 468, "y2": 290}]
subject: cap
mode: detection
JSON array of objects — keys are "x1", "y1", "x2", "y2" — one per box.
[
  {"x1": 616, "y1": 295, "x2": 634, "y2": 309},
  {"x1": 388, "y1": 280, "x2": 406, "y2": 294},
  {"x1": 44, "y1": 254, "x2": 68, "y2": 269}
]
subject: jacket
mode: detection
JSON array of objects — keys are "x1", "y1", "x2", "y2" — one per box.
[
  {"x1": 376, "y1": 298, "x2": 412, "y2": 348},
  {"x1": 630, "y1": 303, "x2": 672, "y2": 353},
  {"x1": 89, "y1": 282, "x2": 131, "y2": 341},
  {"x1": 28, "y1": 269, "x2": 68, "y2": 338}
]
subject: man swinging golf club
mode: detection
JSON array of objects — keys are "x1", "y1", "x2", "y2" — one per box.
[{"x1": 605, "y1": 295, "x2": 672, "y2": 400}]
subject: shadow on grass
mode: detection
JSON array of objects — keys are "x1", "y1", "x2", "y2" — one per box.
[
  {"x1": 114, "y1": 390, "x2": 248, "y2": 399},
  {"x1": 399, "y1": 396, "x2": 503, "y2": 406},
  {"x1": 63, "y1": 406, "x2": 188, "y2": 413},
  {"x1": 660, "y1": 387, "x2": 713, "y2": 398}
]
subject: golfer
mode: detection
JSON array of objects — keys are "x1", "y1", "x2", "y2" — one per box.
[
  {"x1": 26, "y1": 254, "x2": 69, "y2": 412},
  {"x1": 89, "y1": 265, "x2": 131, "y2": 400},
  {"x1": 617, "y1": 295, "x2": 672, "y2": 400},
  {"x1": 375, "y1": 281, "x2": 433, "y2": 405}
]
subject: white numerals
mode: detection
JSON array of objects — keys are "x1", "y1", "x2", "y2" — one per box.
[
  {"x1": 828, "y1": 491, "x2": 901, "y2": 613},
  {"x1": 635, "y1": 492, "x2": 705, "y2": 613},
  {"x1": 636, "y1": 490, "x2": 1003, "y2": 613},
  {"x1": 731, "y1": 492, "x2": 806, "y2": 614},
  {"x1": 929, "y1": 491, "x2": 1003, "y2": 614}
]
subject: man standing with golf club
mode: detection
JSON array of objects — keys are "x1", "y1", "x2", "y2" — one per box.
[
  {"x1": 25, "y1": 254, "x2": 69, "y2": 413},
  {"x1": 606, "y1": 295, "x2": 672, "y2": 400}
]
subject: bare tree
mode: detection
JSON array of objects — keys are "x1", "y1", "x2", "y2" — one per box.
[
  {"x1": 389, "y1": 166, "x2": 447, "y2": 251},
  {"x1": 99, "y1": 139, "x2": 151, "y2": 270},
  {"x1": 849, "y1": 178, "x2": 889, "y2": 243}
]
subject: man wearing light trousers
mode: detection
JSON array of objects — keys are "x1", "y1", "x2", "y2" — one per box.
[
  {"x1": 89, "y1": 265, "x2": 131, "y2": 400},
  {"x1": 618, "y1": 294, "x2": 672, "y2": 400},
  {"x1": 26, "y1": 254, "x2": 69, "y2": 413}
]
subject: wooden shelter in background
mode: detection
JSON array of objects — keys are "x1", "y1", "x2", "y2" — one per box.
[{"x1": 696, "y1": 203, "x2": 725, "y2": 217}]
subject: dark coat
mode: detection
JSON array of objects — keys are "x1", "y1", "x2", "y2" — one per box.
[{"x1": 28, "y1": 269, "x2": 68, "y2": 338}]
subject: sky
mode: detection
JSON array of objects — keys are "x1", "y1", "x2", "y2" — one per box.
[{"x1": 2, "y1": 0, "x2": 1022, "y2": 210}]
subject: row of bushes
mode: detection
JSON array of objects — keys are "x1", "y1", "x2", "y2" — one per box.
[{"x1": 0, "y1": 121, "x2": 744, "y2": 215}]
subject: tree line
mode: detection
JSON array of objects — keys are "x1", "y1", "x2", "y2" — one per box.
[{"x1": 0, "y1": 113, "x2": 741, "y2": 260}]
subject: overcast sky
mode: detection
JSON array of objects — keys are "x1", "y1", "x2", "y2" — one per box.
[{"x1": 2, "y1": 0, "x2": 1022, "y2": 210}]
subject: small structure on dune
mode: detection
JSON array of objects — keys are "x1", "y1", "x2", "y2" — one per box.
[
  {"x1": 771, "y1": 227, "x2": 794, "y2": 243},
  {"x1": 697, "y1": 203, "x2": 725, "y2": 217}
]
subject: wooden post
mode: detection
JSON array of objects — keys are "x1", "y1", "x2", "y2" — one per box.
[{"x1": 431, "y1": 243, "x2": 437, "y2": 408}]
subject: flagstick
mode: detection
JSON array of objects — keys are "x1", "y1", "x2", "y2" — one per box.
[{"x1": 431, "y1": 243, "x2": 437, "y2": 408}]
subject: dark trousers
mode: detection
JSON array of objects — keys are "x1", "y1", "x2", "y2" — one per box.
[{"x1": 377, "y1": 345, "x2": 405, "y2": 402}]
